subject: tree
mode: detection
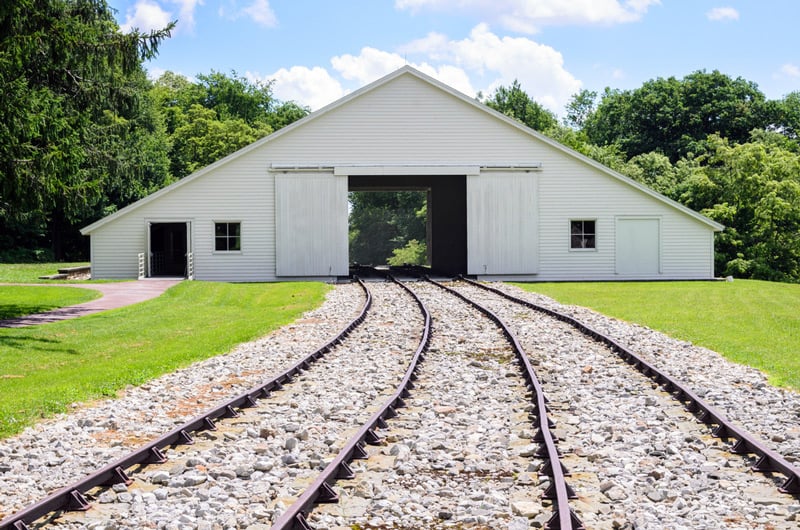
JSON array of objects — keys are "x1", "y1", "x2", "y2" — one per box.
[
  {"x1": 0, "y1": 0, "x2": 174, "y2": 260},
  {"x1": 349, "y1": 191, "x2": 427, "y2": 265},
  {"x1": 195, "y1": 71, "x2": 274, "y2": 125},
  {"x1": 585, "y1": 70, "x2": 769, "y2": 161},
  {"x1": 169, "y1": 105, "x2": 271, "y2": 178},
  {"x1": 482, "y1": 80, "x2": 557, "y2": 132},
  {"x1": 563, "y1": 89, "x2": 597, "y2": 130},
  {"x1": 150, "y1": 71, "x2": 310, "y2": 179},
  {"x1": 683, "y1": 135, "x2": 800, "y2": 282},
  {"x1": 773, "y1": 91, "x2": 800, "y2": 141}
]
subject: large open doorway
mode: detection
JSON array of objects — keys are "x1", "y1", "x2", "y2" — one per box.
[
  {"x1": 349, "y1": 190, "x2": 428, "y2": 267},
  {"x1": 149, "y1": 222, "x2": 188, "y2": 277},
  {"x1": 348, "y1": 175, "x2": 467, "y2": 275}
]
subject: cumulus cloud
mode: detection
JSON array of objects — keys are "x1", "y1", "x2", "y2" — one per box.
[
  {"x1": 219, "y1": 0, "x2": 277, "y2": 27},
  {"x1": 251, "y1": 66, "x2": 346, "y2": 110},
  {"x1": 706, "y1": 7, "x2": 739, "y2": 21},
  {"x1": 400, "y1": 24, "x2": 581, "y2": 111},
  {"x1": 243, "y1": 0, "x2": 278, "y2": 27},
  {"x1": 395, "y1": 0, "x2": 659, "y2": 33},
  {"x1": 119, "y1": 0, "x2": 207, "y2": 33},
  {"x1": 331, "y1": 48, "x2": 407, "y2": 85},
  {"x1": 172, "y1": 0, "x2": 203, "y2": 30},
  {"x1": 780, "y1": 64, "x2": 800, "y2": 78},
  {"x1": 258, "y1": 24, "x2": 580, "y2": 113},
  {"x1": 120, "y1": 0, "x2": 173, "y2": 32},
  {"x1": 331, "y1": 47, "x2": 476, "y2": 98}
]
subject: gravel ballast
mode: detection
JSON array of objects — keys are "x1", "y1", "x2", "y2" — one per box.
[{"x1": 1, "y1": 280, "x2": 798, "y2": 530}]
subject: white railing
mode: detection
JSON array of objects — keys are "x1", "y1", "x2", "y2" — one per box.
[
  {"x1": 186, "y1": 252, "x2": 194, "y2": 280},
  {"x1": 137, "y1": 252, "x2": 145, "y2": 279}
]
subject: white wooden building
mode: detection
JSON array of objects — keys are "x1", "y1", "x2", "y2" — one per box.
[{"x1": 81, "y1": 66, "x2": 723, "y2": 282}]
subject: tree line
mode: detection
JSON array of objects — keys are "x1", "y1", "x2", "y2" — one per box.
[{"x1": 0, "y1": 0, "x2": 308, "y2": 261}]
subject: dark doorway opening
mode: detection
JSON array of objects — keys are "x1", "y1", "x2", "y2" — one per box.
[
  {"x1": 150, "y1": 222, "x2": 187, "y2": 277},
  {"x1": 349, "y1": 175, "x2": 467, "y2": 275},
  {"x1": 349, "y1": 190, "x2": 428, "y2": 267}
]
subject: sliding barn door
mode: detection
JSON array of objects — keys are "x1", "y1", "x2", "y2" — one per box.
[{"x1": 275, "y1": 173, "x2": 349, "y2": 277}]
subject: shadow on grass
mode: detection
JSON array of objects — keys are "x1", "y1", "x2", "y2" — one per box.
[
  {"x1": 0, "y1": 334, "x2": 79, "y2": 355},
  {"x1": 0, "y1": 304, "x2": 58, "y2": 320}
]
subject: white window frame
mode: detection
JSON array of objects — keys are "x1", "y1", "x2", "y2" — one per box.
[
  {"x1": 569, "y1": 219, "x2": 597, "y2": 252},
  {"x1": 213, "y1": 221, "x2": 242, "y2": 254}
]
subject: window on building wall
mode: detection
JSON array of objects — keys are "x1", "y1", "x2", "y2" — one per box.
[
  {"x1": 570, "y1": 220, "x2": 596, "y2": 249},
  {"x1": 215, "y1": 222, "x2": 241, "y2": 251}
]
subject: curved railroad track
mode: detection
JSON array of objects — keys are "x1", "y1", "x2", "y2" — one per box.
[
  {"x1": 448, "y1": 277, "x2": 799, "y2": 528},
  {"x1": 275, "y1": 273, "x2": 581, "y2": 529},
  {"x1": 1, "y1": 279, "x2": 427, "y2": 529}
]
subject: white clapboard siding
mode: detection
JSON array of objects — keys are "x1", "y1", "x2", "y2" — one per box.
[
  {"x1": 262, "y1": 74, "x2": 557, "y2": 166},
  {"x1": 89, "y1": 156, "x2": 276, "y2": 281},
  {"x1": 84, "y1": 67, "x2": 720, "y2": 281},
  {"x1": 533, "y1": 159, "x2": 715, "y2": 281}
]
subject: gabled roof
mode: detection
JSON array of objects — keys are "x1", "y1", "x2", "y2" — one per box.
[{"x1": 82, "y1": 66, "x2": 724, "y2": 234}]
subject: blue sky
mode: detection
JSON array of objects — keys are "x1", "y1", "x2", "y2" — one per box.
[{"x1": 108, "y1": 1, "x2": 800, "y2": 115}]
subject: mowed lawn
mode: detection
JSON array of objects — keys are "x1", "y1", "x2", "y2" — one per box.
[
  {"x1": 0, "y1": 262, "x2": 91, "y2": 283},
  {"x1": 513, "y1": 280, "x2": 800, "y2": 391},
  {"x1": 0, "y1": 286, "x2": 100, "y2": 319},
  {"x1": 0, "y1": 279, "x2": 330, "y2": 438}
]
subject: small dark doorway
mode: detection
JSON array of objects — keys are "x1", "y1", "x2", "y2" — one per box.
[{"x1": 150, "y1": 222, "x2": 187, "y2": 277}]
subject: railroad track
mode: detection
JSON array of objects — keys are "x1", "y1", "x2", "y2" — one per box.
[
  {"x1": 447, "y1": 277, "x2": 800, "y2": 528},
  {"x1": 275, "y1": 274, "x2": 582, "y2": 529},
  {"x1": 1, "y1": 279, "x2": 425, "y2": 529},
  {"x1": 2, "y1": 274, "x2": 798, "y2": 529}
]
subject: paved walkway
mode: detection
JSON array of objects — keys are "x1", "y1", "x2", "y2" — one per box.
[{"x1": 0, "y1": 280, "x2": 181, "y2": 328}]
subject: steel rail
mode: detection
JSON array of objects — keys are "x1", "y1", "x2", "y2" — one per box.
[
  {"x1": 460, "y1": 276, "x2": 800, "y2": 496},
  {"x1": 271, "y1": 274, "x2": 431, "y2": 530},
  {"x1": 1, "y1": 278, "x2": 374, "y2": 530},
  {"x1": 425, "y1": 277, "x2": 583, "y2": 530}
]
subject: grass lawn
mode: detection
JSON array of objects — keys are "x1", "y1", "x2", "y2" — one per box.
[
  {"x1": 0, "y1": 286, "x2": 101, "y2": 319},
  {"x1": 0, "y1": 262, "x2": 90, "y2": 283},
  {"x1": 0, "y1": 280, "x2": 330, "y2": 438},
  {"x1": 513, "y1": 280, "x2": 800, "y2": 391}
]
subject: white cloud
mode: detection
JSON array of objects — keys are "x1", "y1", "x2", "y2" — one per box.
[
  {"x1": 401, "y1": 24, "x2": 581, "y2": 111},
  {"x1": 331, "y1": 48, "x2": 407, "y2": 85},
  {"x1": 706, "y1": 7, "x2": 739, "y2": 21},
  {"x1": 395, "y1": 0, "x2": 660, "y2": 33},
  {"x1": 331, "y1": 47, "x2": 477, "y2": 98},
  {"x1": 146, "y1": 66, "x2": 168, "y2": 81},
  {"x1": 243, "y1": 0, "x2": 278, "y2": 27},
  {"x1": 219, "y1": 0, "x2": 277, "y2": 27},
  {"x1": 121, "y1": 0, "x2": 205, "y2": 33},
  {"x1": 172, "y1": 0, "x2": 203, "y2": 31},
  {"x1": 252, "y1": 25, "x2": 581, "y2": 114},
  {"x1": 252, "y1": 66, "x2": 345, "y2": 110},
  {"x1": 780, "y1": 64, "x2": 800, "y2": 78},
  {"x1": 120, "y1": 0, "x2": 173, "y2": 33}
]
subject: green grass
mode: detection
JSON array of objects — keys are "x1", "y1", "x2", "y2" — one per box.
[
  {"x1": 0, "y1": 286, "x2": 101, "y2": 319},
  {"x1": 513, "y1": 280, "x2": 800, "y2": 391},
  {"x1": 0, "y1": 281, "x2": 330, "y2": 438},
  {"x1": 0, "y1": 262, "x2": 90, "y2": 283}
]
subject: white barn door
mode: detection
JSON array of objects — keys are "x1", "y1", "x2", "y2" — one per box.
[
  {"x1": 615, "y1": 218, "x2": 660, "y2": 275},
  {"x1": 467, "y1": 171, "x2": 538, "y2": 275},
  {"x1": 275, "y1": 173, "x2": 349, "y2": 277}
]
